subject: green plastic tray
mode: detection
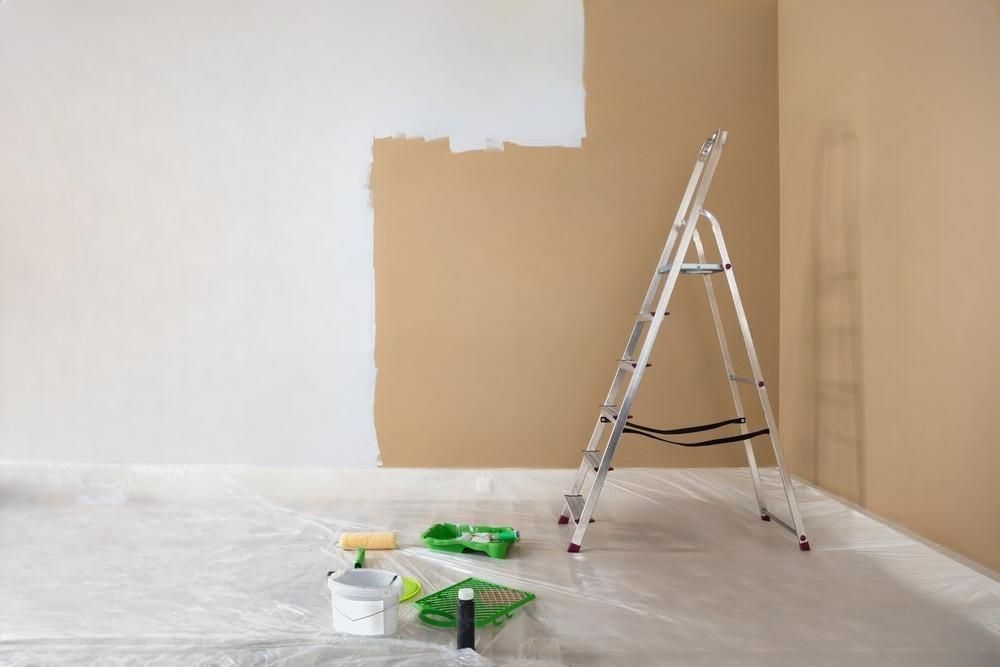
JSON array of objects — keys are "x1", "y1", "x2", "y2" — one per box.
[
  {"x1": 413, "y1": 577, "x2": 536, "y2": 628},
  {"x1": 420, "y1": 523, "x2": 519, "y2": 559}
]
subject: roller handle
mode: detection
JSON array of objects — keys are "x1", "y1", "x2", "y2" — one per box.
[{"x1": 494, "y1": 529, "x2": 520, "y2": 541}]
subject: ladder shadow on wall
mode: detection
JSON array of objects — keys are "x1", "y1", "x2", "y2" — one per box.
[{"x1": 808, "y1": 127, "x2": 867, "y2": 506}]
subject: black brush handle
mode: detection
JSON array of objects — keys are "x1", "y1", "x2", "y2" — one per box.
[{"x1": 456, "y1": 588, "x2": 475, "y2": 650}]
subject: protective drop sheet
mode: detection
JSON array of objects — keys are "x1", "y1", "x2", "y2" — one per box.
[{"x1": 1, "y1": 465, "x2": 997, "y2": 665}]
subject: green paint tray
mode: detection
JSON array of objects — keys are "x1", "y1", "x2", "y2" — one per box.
[
  {"x1": 414, "y1": 577, "x2": 536, "y2": 628},
  {"x1": 420, "y1": 523, "x2": 519, "y2": 559}
]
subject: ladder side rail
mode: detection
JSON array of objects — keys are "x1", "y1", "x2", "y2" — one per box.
[
  {"x1": 626, "y1": 162, "x2": 705, "y2": 353},
  {"x1": 702, "y1": 209, "x2": 809, "y2": 548},
  {"x1": 568, "y1": 135, "x2": 727, "y2": 550},
  {"x1": 624, "y1": 133, "x2": 720, "y2": 359},
  {"x1": 563, "y1": 135, "x2": 721, "y2": 515},
  {"x1": 586, "y1": 367, "x2": 625, "y2": 452},
  {"x1": 570, "y1": 205, "x2": 710, "y2": 544},
  {"x1": 691, "y1": 229, "x2": 770, "y2": 519},
  {"x1": 583, "y1": 137, "x2": 715, "y2": 455},
  {"x1": 562, "y1": 366, "x2": 626, "y2": 510}
]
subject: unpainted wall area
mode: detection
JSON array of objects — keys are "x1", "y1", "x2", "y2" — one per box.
[
  {"x1": 778, "y1": 0, "x2": 1000, "y2": 571},
  {"x1": 374, "y1": 0, "x2": 781, "y2": 467}
]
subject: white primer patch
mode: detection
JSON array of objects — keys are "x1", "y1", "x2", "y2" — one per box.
[{"x1": 0, "y1": 1, "x2": 585, "y2": 466}]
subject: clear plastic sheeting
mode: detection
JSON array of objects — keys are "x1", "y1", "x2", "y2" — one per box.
[{"x1": 0, "y1": 464, "x2": 997, "y2": 666}]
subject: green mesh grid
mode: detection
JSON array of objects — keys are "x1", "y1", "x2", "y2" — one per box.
[{"x1": 413, "y1": 577, "x2": 536, "y2": 628}]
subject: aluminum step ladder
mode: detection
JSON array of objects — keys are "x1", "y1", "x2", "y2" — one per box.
[{"x1": 559, "y1": 129, "x2": 810, "y2": 553}]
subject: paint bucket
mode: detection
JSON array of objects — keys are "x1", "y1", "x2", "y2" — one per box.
[{"x1": 327, "y1": 569, "x2": 402, "y2": 637}]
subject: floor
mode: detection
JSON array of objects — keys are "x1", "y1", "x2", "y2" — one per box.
[{"x1": 1, "y1": 464, "x2": 997, "y2": 665}]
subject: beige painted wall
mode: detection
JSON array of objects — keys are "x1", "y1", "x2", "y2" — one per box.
[
  {"x1": 778, "y1": 0, "x2": 1000, "y2": 571},
  {"x1": 373, "y1": 0, "x2": 781, "y2": 468}
]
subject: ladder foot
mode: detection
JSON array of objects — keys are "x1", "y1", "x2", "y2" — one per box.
[
  {"x1": 557, "y1": 514, "x2": 570, "y2": 525},
  {"x1": 760, "y1": 512, "x2": 771, "y2": 521},
  {"x1": 799, "y1": 538, "x2": 811, "y2": 551},
  {"x1": 567, "y1": 542, "x2": 581, "y2": 553}
]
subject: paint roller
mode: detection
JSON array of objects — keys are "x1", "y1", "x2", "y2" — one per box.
[
  {"x1": 339, "y1": 531, "x2": 397, "y2": 551},
  {"x1": 338, "y1": 532, "x2": 396, "y2": 569}
]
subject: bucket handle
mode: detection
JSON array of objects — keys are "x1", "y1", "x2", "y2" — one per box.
[{"x1": 332, "y1": 599, "x2": 400, "y2": 623}]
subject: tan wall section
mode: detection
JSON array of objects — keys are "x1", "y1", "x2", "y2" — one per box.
[
  {"x1": 778, "y1": 0, "x2": 1000, "y2": 571},
  {"x1": 373, "y1": 1, "x2": 781, "y2": 468}
]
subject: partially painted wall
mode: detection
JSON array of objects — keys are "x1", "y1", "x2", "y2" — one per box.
[
  {"x1": 0, "y1": 1, "x2": 585, "y2": 465},
  {"x1": 374, "y1": 0, "x2": 782, "y2": 468}
]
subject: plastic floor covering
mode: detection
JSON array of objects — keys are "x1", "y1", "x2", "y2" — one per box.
[{"x1": 1, "y1": 464, "x2": 998, "y2": 666}]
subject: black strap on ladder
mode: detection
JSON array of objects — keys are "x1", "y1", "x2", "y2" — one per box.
[{"x1": 618, "y1": 416, "x2": 770, "y2": 448}]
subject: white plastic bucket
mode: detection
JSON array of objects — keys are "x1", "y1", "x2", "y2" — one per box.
[{"x1": 327, "y1": 569, "x2": 402, "y2": 637}]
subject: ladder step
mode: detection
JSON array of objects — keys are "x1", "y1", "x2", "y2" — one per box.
[
  {"x1": 582, "y1": 450, "x2": 614, "y2": 471},
  {"x1": 599, "y1": 404, "x2": 632, "y2": 422},
  {"x1": 657, "y1": 262, "x2": 725, "y2": 275},
  {"x1": 635, "y1": 310, "x2": 670, "y2": 322},
  {"x1": 618, "y1": 359, "x2": 652, "y2": 372},
  {"x1": 729, "y1": 374, "x2": 758, "y2": 386},
  {"x1": 563, "y1": 494, "x2": 594, "y2": 524}
]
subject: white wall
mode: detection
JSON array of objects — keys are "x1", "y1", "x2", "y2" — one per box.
[{"x1": 0, "y1": 0, "x2": 585, "y2": 465}]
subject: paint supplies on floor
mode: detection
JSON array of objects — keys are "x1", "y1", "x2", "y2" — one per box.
[
  {"x1": 414, "y1": 577, "x2": 536, "y2": 629},
  {"x1": 328, "y1": 525, "x2": 532, "y2": 643},
  {"x1": 421, "y1": 523, "x2": 520, "y2": 558}
]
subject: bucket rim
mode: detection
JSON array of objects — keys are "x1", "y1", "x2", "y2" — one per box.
[{"x1": 327, "y1": 568, "x2": 401, "y2": 597}]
